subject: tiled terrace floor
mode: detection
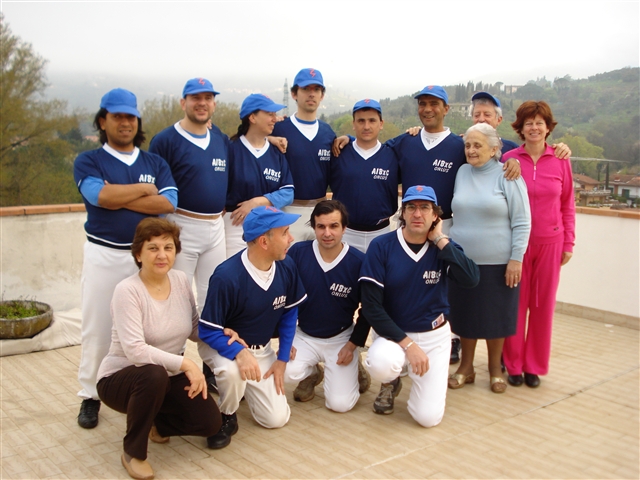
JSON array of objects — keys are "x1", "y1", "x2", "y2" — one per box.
[{"x1": 1, "y1": 312, "x2": 638, "y2": 479}]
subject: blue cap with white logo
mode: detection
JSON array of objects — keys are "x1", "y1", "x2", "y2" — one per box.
[
  {"x1": 182, "y1": 78, "x2": 220, "y2": 98},
  {"x1": 243, "y1": 206, "x2": 301, "y2": 243},
  {"x1": 100, "y1": 88, "x2": 140, "y2": 117},
  {"x1": 414, "y1": 85, "x2": 449, "y2": 105},
  {"x1": 471, "y1": 91, "x2": 501, "y2": 108},
  {"x1": 403, "y1": 185, "x2": 438, "y2": 205},
  {"x1": 293, "y1": 68, "x2": 325, "y2": 88},
  {"x1": 353, "y1": 98, "x2": 382, "y2": 114},
  {"x1": 239, "y1": 94, "x2": 286, "y2": 119}
]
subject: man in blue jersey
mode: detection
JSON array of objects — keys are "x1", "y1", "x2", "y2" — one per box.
[
  {"x1": 149, "y1": 78, "x2": 228, "y2": 311},
  {"x1": 360, "y1": 186, "x2": 479, "y2": 426},
  {"x1": 73, "y1": 88, "x2": 178, "y2": 429},
  {"x1": 330, "y1": 99, "x2": 399, "y2": 253},
  {"x1": 198, "y1": 206, "x2": 307, "y2": 449},
  {"x1": 285, "y1": 200, "x2": 371, "y2": 412},
  {"x1": 272, "y1": 68, "x2": 336, "y2": 241}
]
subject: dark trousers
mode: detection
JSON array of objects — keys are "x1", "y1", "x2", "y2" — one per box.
[{"x1": 97, "y1": 364, "x2": 221, "y2": 460}]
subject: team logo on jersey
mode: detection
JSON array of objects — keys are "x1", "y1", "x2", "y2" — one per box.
[
  {"x1": 371, "y1": 167, "x2": 389, "y2": 180},
  {"x1": 318, "y1": 149, "x2": 331, "y2": 162},
  {"x1": 263, "y1": 167, "x2": 281, "y2": 182},
  {"x1": 212, "y1": 158, "x2": 226, "y2": 172},
  {"x1": 138, "y1": 174, "x2": 156, "y2": 184},
  {"x1": 432, "y1": 159, "x2": 453, "y2": 173},
  {"x1": 272, "y1": 295, "x2": 286, "y2": 310},
  {"x1": 329, "y1": 282, "x2": 352, "y2": 298},
  {"x1": 423, "y1": 270, "x2": 441, "y2": 285}
]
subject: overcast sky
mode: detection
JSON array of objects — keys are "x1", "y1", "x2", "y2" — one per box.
[{"x1": 2, "y1": 0, "x2": 639, "y2": 107}]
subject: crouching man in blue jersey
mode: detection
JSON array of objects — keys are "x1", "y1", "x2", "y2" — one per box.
[
  {"x1": 198, "y1": 206, "x2": 307, "y2": 449},
  {"x1": 360, "y1": 186, "x2": 479, "y2": 427},
  {"x1": 285, "y1": 200, "x2": 371, "y2": 412}
]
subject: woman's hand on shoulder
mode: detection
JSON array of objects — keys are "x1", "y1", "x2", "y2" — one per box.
[{"x1": 181, "y1": 357, "x2": 208, "y2": 399}]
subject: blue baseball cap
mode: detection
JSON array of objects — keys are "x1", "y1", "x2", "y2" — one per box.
[
  {"x1": 293, "y1": 68, "x2": 325, "y2": 88},
  {"x1": 182, "y1": 78, "x2": 220, "y2": 98},
  {"x1": 100, "y1": 88, "x2": 140, "y2": 117},
  {"x1": 472, "y1": 91, "x2": 501, "y2": 108},
  {"x1": 353, "y1": 98, "x2": 382, "y2": 114},
  {"x1": 243, "y1": 206, "x2": 301, "y2": 242},
  {"x1": 239, "y1": 94, "x2": 286, "y2": 119},
  {"x1": 414, "y1": 85, "x2": 449, "y2": 105},
  {"x1": 403, "y1": 185, "x2": 438, "y2": 205}
]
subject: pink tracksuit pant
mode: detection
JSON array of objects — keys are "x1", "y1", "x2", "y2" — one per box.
[{"x1": 503, "y1": 241, "x2": 563, "y2": 376}]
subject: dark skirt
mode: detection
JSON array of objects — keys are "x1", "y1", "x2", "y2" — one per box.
[{"x1": 448, "y1": 264, "x2": 520, "y2": 339}]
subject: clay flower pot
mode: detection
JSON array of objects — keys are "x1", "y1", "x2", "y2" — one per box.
[{"x1": 0, "y1": 301, "x2": 53, "y2": 339}]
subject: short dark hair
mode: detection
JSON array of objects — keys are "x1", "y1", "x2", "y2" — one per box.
[
  {"x1": 352, "y1": 107, "x2": 382, "y2": 121},
  {"x1": 93, "y1": 107, "x2": 146, "y2": 147},
  {"x1": 397, "y1": 201, "x2": 443, "y2": 228},
  {"x1": 309, "y1": 199, "x2": 349, "y2": 229},
  {"x1": 131, "y1": 218, "x2": 181, "y2": 269},
  {"x1": 511, "y1": 101, "x2": 557, "y2": 141}
]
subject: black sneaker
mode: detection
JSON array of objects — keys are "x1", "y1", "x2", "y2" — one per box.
[
  {"x1": 373, "y1": 378, "x2": 402, "y2": 415},
  {"x1": 450, "y1": 338, "x2": 461, "y2": 364},
  {"x1": 77, "y1": 399, "x2": 100, "y2": 429},
  {"x1": 207, "y1": 412, "x2": 238, "y2": 449}
]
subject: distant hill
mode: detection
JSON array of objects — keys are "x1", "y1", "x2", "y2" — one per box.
[{"x1": 325, "y1": 67, "x2": 639, "y2": 170}]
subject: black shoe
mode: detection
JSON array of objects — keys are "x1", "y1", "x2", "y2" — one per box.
[
  {"x1": 507, "y1": 374, "x2": 524, "y2": 387},
  {"x1": 450, "y1": 338, "x2": 461, "y2": 365},
  {"x1": 524, "y1": 373, "x2": 540, "y2": 388},
  {"x1": 77, "y1": 399, "x2": 100, "y2": 429},
  {"x1": 207, "y1": 412, "x2": 238, "y2": 449}
]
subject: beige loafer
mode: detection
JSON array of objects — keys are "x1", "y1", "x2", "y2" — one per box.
[{"x1": 121, "y1": 453, "x2": 154, "y2": 480}]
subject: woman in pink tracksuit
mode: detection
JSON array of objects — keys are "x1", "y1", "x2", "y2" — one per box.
[{"x1": 502, "y1": 101, "x2": 575, "y2": 388}]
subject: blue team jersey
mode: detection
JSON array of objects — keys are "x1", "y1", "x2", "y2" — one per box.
[
  {"x1": 501, "y1": 138, "x2": 519, "y2": 155},
  {"x1": 359, "y1": 229, "x2": 465, "y2": 332},
  {"x1": 288, "y1": 240, "x2": 364, "y2": 338},
  {"x1": 225, "y1": 138, "x2": 294, "y2": 210},
  {"x1": 199, "y1": 252, "x2": 307, "y2": 348},
  {"x1": 73, "y1": 146, "x2": 178, "y2": 247},
  {"x1": 272, "y1": 117, "x2": 335, "y2": 199},
  {"x1": 386, "y1": 132, "x2": 465, "y2": 219},
  {"x1": 330, "y1": 143, "x2": 399, "y2": 227},
  {"x1": 148, "y1": 123, "x2": 228, "y2": 215}
]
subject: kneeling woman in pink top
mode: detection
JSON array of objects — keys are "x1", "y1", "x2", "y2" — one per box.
[
  {"x1": 502, "y1": 101, "x2": 576, "y2": 389},
  {"x1": 97, "y1": 218, "x2": 243, "y2": 480}
]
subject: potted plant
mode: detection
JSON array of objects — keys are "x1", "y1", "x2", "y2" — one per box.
[{"x1": 0, "y1": 298, "x2": 53, "y2": 339}]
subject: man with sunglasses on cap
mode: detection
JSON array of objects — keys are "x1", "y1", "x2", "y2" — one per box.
[
  {"x1": 330, "y1": 98, "x2": 399, "y2": 253},
  {"x1": 198, "y1": 206, "x2": 307, "y2": 449},
  {"x1": 74, "y1": 88, "x2": 178, "y2": 429},
  {"x1": 360, "y1": 186, "x2": 479, "y2": 425},
  {"x1": 272, "y1": 68, "x2": 336, "y2": 241}
]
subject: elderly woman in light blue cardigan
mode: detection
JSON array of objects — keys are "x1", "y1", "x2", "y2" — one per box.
[{"x1": 447, "y1": 123, "x2": 531, "y2": 393}]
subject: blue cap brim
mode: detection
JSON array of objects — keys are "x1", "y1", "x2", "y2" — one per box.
[{"x1": 105, "y1": 105, "x2": 141, "y2": 117}]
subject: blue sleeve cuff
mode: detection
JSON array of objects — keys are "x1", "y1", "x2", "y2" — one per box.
[
  {"x1": 276, "y1": 306, "x2": 298, "y2": 362},
  {"x1": 161, "y1": 188, "x2": 178, "y2": 210},
  {"x1": 264, "y1": 187, "x2": 294, "y2": 210},
  {"x1": 198, "y1": 322, "x2": 245, "y2": 360},
  {"x1": 79, "y1": 176, "x2": 104, "y2": 207}
]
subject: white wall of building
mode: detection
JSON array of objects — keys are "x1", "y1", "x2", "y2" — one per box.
[
  {"x1": 557, "y1": 212, "x2": 639, "y2": 318},
  {"x1": 1, "y1": 212, "x2": 86, "y2": 311}
]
